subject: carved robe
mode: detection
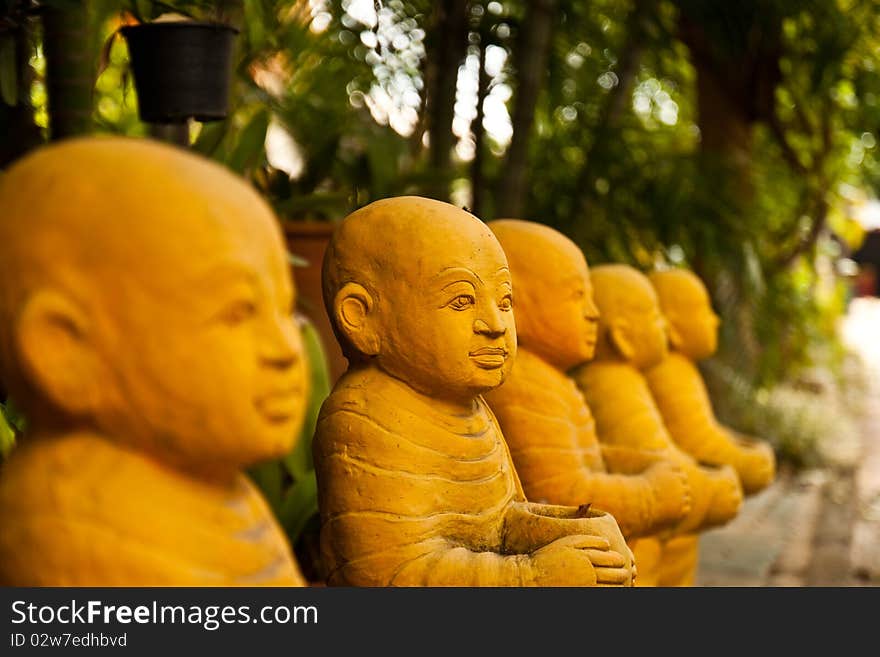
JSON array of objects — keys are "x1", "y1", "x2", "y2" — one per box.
[
  {"x1": 0, "y1": 434, "x2": 303, "y2": 586},
  {"x1": 645, "y1": 352, "x2": 775, "y2": 495},
  {"x1": 485, "y1": 349, "x2": 689, "y2": 539},
  {"x1": 314, "y1": 366, "x2": 632, "y2": 586},
  {"x1": 573, "y1": 361, "x2": 743, "y2": 586}
]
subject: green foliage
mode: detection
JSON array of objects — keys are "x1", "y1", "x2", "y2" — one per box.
[
  {"x1": 0, "y1": 403, "x2": 16, "y2": 460},
  {"x1": 0, "y1": 398, "x2": 24, "y2": 460}
]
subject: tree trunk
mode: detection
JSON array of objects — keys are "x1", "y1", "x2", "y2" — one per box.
[
  {"x1": 0, "y1": 12, "x2": 42, "y2": 167},
  {"x1": 422, "y1": 0, "x2": 469, "y2": 201},
  {"x1": 495, "y1": 0, "x2": 556, "y2": 218},
  {"x1": 694, "y1": 60, "x2": 754, "y2": 204},
  {"x1": 470, "y1": 26, "x2": 490, "y2": 217},
  {"x1": 42, "y1": 1, "x2": 94, "y2": 140}
]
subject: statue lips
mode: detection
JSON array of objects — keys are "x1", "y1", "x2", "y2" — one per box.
[
  {"x1": 255, "y1": 386, "x2": 303, "y2": 423},
  {"x1": 469, "y1": 346, "x2": 508, "y2": 369}
]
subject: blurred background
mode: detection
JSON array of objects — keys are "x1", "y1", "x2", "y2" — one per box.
[{"x1": 1, "y1": 0, "x2": 879, "y2": 584}]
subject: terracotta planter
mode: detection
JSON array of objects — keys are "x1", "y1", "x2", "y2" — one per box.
[
  {"x1": 283, "y1": 221, "x2": 347, "y2": 384},
  {"x1": 121, "y1": 21, "x2": 238, "y2": 123}
]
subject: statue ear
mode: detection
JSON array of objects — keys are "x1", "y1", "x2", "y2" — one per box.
[
  {"x1": 15, "y1": 289, "x2": 103, "y2": 416},
  {"x1": 334, "y1": 282, "x2": 380, "y2": 356},
  {"x1": 609, "y1": 317, "x2": 636, "y2": 361}
]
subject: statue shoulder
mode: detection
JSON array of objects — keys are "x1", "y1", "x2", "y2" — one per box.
[
  {"x1": 646, "y1": 352, "x2": 707, "y2": 402},
  {"x1": 314, "y1": 367, "x2": 416, "y2": 459},
  {"x1": 488, "y1": 349, "x2": 566, "y2": 404},
  {"x1": 573, "y1": 360, "x2": 642, "y2": 391},
  {"x1": 649, "y1": 351, "x2": 698, "y2": 377}
]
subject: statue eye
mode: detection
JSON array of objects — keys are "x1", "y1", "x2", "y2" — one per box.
[
  {"x1": 448, "y1": 294, "x2": 476, "y2": 310},
  {"x1": 499, "y1": 294, "x2": 513, "y2": 311},
  {"x1": 220, "y1": 299, "x2": 257, "y2": 325}
]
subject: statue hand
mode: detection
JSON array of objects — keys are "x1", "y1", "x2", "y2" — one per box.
[
  {"x1": 737, "y1": 441, "x2": 776, "y2": 495},
  {"x1": 646, "y1": 459, "x2": 692, "y2": 527},
  {"x1": 531, "y1": 535, "x2": 633, "y2": 586},
  {"x1": 703, "y1": 463, "x2": 743, "y2": 527}
]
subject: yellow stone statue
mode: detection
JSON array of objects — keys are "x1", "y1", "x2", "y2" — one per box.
[
  {"x1": 483, "y1": 220, "x2": 692, "y2": 541},
  {"x1": 646, "y1": 269, "x2": 776, "y2": 495},
  {"x1": 0, "y1": 137, "x2": 308, "y2": 586},
  {"x1": 571, "y1": 264, "x2": 743, "y2": 586},
  {"x1": 314, "y1": 196, "x2": 635, "y2": 586}
]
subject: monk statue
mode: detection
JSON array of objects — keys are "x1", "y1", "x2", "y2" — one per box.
[
  {"x1": 646, "y1": 269, "x2": 776, "y2": 495},
  {"x1": 0, "y1": 137, "x2": 308, "y2": 585},
  {"x1": 483, "y1": 220, "x2": 692, "y2": 542},
  {"x1": 314, "y1": 196, "x2": 636, "y2": 586},
  {"x1": 571, "y1": 264, "x2": 743, "y2": 586}
]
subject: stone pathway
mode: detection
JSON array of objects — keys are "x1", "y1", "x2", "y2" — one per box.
[{"x1": 695, "y1": 297, "x2": 880, "y2": 587}]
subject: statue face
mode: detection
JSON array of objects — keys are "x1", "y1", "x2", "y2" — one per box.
[
  {"x1": 670, "y1": 283, "x2": 719, "y2": 360},
  {"x1": 652, "y1": 271, "x2": 719, "y2": 360},
  {"x1": 0, "y1": 137, "x2": 308, "y2": 473},
  {"x1": 104, "y1": 189, "x2": 308, "y2": 470},
  {"x1": 374, "y1": 227, "x2": 517, "y2": 406},
  {"x1": 620, "y1": 289, "x2": 669, "y2": 370},
  {"x1": 528, "y1": 266, "x2": 599, "y2": 371},
  {"x1": 487, "y1": 219, "x2": 598, "y2": 371},
  {"x1": 119, "y1": 210, "x2": 306, "y2": 465},
  {"x1": 591, "y1": 265, "x2": 668, "y2": 370}
]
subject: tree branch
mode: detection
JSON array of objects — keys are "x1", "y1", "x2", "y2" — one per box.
[
  {"x1": 470, "y1": 20, "x2": 491, "y2": 217},
  {"x1": 767, "y1": 108, "x2": 808, "y2": 176}
]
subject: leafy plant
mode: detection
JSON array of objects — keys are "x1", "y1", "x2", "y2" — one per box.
[
  {"x1": 0, "y1": 404, "x2": 16, "y2": 459},
  {"x1": 0, "y1": 397, "x2": 25, "y2": 460}
]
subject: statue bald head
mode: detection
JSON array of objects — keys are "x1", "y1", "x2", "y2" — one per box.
[
  {"x1": 589, "y1": 264, "x2": 669, "y2": 370},
  {"x1": 323, "y1": 196, "x2": 517, "y2": 405},
  {"x1": 649, "y1": 269, "x2": 719, "y2": 360},
  {"x1": 0, "y1": 137, "x2": 307, "y2": 472},
  {"x1": 488, "y1": 219, "x2": 599, "y2": 371}
]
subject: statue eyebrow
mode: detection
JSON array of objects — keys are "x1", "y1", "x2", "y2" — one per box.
[
  {"x1": 440, "y1": 279, "x2": 477, "y2": 292},
  {"x1": 431, "y1": 266, "x2": 483, "y2": 286},
  {"x1": 198, "y1": 264, "x2": 258, "y2": 287}
]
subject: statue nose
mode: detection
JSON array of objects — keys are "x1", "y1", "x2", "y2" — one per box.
[
  {"x1": 473, "y1": 318, "x2": 506, "y2": 337},
  {"x1": 260, "y1": 314, "x2": 302, "y2": 369}
]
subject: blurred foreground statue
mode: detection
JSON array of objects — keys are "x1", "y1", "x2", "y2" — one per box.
[
  {"x1": 0, "y1": 137, "x2": 308, "y2": 585},
  {"x1": 572, "y1": 264, "x2": 743, "y2": 586},
  {"x1": 641, "y1": 269, "x2": 777, "y2": 586},
  {"x1": 314, "y1": 197, "x2": 635, "y2": 586},
  {"x1": 484, "y1": 220, "x2": 692, "y2": 542}
]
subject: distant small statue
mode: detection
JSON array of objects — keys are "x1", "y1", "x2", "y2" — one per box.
[
  {"x1": 572, "y1": 264, "x2": 743, "y2": 586},
  {"x1": 484, "y1": 220, "x2": 692, "y2": 541},
  {"x1": 0, "y1": 137, "x2": 308, "y2": 585},
  {"x1": 314, "y1": 197, "x2": 635, "y2": 586},
  {"x1": 646, "y1": 269, "x2": 776, "y2": 495}
]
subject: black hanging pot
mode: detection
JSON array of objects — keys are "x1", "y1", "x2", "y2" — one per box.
[{"x1": 120, "y1": 21, "x2": 239, "y2": 124}]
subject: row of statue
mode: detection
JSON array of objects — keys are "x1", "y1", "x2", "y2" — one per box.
[{"x1": 0, "y1": 137, "x2": 775, "y2": 586}]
